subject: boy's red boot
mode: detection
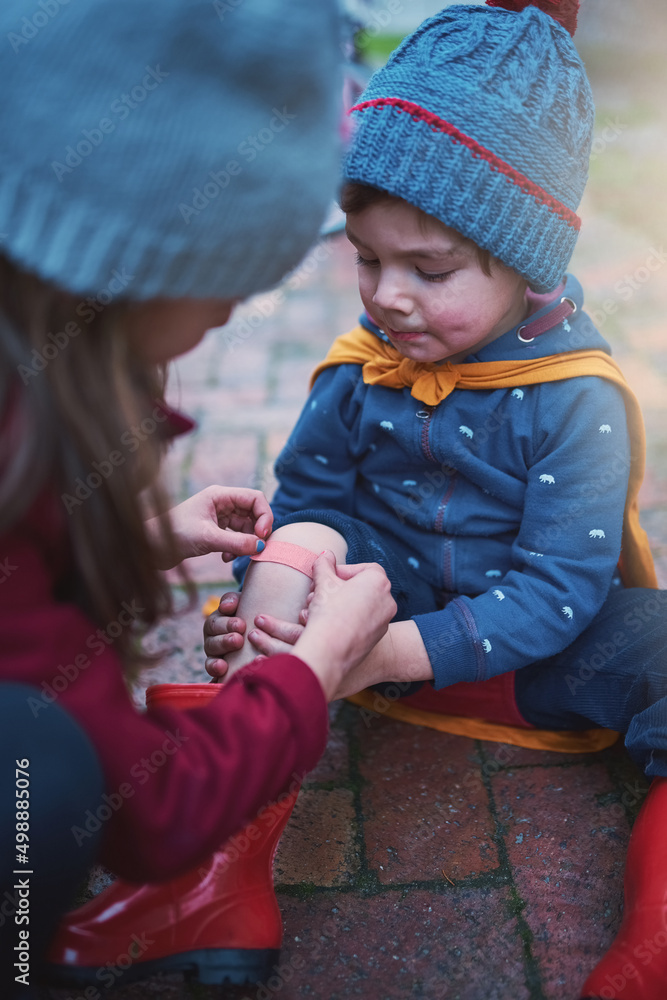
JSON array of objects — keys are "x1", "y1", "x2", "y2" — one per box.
[
  {"x1": 44, "y1": 682, "x2": 299, "y2": 988},
  {"x1": 580, "y1": 777, "x2": 667, "y2": 999}
]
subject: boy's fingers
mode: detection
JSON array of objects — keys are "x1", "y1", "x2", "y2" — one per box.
[
  {"x1": 204, "y1": 632, "x2": 243, "y2": 658},
  {"x1": 205, "y1": 613, "x2": 246, "y2": 637},
  {"x1": 218, "y1": 593, "x2": 240, "y2": 614},
  {"x1": 205, "y1": 657, "x2": 229, "y2": 680}
]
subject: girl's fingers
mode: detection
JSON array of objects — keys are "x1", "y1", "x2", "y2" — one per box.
[
  {"x1": 334, "y1": 561, "x2": 380, "y2": 580},
  {"x1": 217, "y1": 529, "x2": 266, "y2": 559},
  {"x1": 255, "y1": 511, "x2": 272, "y2": 539},
  {"x1": 253, "y1": 614, "x2": 303, "y2": 645},
  {"x1": 247, "y1": 628, "x2": 293, "y2": 657}
]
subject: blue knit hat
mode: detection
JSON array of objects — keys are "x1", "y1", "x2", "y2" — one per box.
[
  {"x1": 0, "y1": 0, "x2": 341, "y2": 301},
  {"x1": 343, "y1": 0, "x2": 594, "y2": 292}
]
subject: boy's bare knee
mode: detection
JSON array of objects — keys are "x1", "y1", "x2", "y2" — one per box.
[{"x1": 270, "y1": 522, "x2": 348, "y2": 564}]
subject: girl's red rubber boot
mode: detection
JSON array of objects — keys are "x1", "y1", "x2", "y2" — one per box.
[
  {"x1": 580, "y1": 777, "x2": 667, "y2": 999},
  {"x1": 43, "y1": 682, "x2": 299, "y2": 989}
]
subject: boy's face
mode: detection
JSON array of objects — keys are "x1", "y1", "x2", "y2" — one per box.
[{"x1": 346, "y1": 198, "x2": 528, "y2": 364}]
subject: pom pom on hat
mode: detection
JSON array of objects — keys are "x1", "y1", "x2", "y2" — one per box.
[{"x1": 485, "y1": 0, "x2": 579, "y2": 37}]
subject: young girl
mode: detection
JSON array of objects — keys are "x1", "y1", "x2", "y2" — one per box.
[
  {"x1": 205, "y1": 3, "x2": 667, "y2": 997},
  {"x1": 0, "y1": 0, "x2": 397, "y2": 993}
]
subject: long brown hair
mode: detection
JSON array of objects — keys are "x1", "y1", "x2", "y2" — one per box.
[{"x1": 0, "y1": 254, "x2": 188, "y2": 670}]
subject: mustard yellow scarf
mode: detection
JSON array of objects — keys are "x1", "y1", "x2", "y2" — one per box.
[
  {"x1": 313, "y1": 325, "x2": 657, "y2": 590},
  {"x1": 317, "y1": 325, "x2": 658, "y2": 753}
]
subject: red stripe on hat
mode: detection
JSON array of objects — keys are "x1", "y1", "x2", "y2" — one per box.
[{"x1": 349, "y1": 98, "x2": 581, "y2": 232}]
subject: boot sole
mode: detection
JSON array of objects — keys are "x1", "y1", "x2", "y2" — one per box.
[{"x1": 41, "y1": 946, "x2": 281, "y2": 988}]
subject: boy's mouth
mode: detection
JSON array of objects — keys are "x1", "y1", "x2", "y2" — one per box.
[{"x1": 387, "y1": 327, "x2": 427, "y2": 342}]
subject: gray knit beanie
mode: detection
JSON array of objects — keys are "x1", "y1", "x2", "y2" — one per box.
[
  {"x1": 344, "y1": 0, "x2": 594, "y2": 293},
  {"x1": 0, "y1": 0, "x2": 341, "y2": 301}
]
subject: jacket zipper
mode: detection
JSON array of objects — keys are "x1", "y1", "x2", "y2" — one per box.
[{"x1": 419, "y1": 405, "x2": 456, "y2": 591}]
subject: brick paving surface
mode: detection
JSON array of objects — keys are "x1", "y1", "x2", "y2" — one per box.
[{"x1": 39, "y1": 8, "x2": 667, "y2": 1000}]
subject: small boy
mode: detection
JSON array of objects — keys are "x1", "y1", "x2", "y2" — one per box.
[{"x1": 205, "y1": 3, "x2": 667, "y2": 996}]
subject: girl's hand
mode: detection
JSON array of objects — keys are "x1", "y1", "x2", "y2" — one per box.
[
  {"x1": 244, "y1": 609, "x2": 307, "y2": 658},
  {"x1": 291, "y1": 552, "x2": 397, "y2": 700},
  {"x1": 203, "y1": 592, "x2": 246, "y2": 680},
  {"x1": 146, "y1": 485, "x2": 273, "y2": 570}
]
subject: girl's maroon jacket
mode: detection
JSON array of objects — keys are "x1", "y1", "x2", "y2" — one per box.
[{"x1": 0, "y1": 494, "x2": 328, "y2": 882}]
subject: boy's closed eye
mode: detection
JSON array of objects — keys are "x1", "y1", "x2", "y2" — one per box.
[
  {"x1": 354, "y1": 250, "x2": 380, "y2": 268},
  {"x1": 354, "y1": 250, "x2": 454, "y2": 284},
  {"x1": 415, "y1": 267, "x2": 455, "y2": 283}
]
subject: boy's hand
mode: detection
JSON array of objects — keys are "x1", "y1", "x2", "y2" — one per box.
[
  {"x1": 146, "y1": 485, "x2": 273, "y2": 570},
  {"x1": 204, "y1": 592, "x2": 246, "y2": 680},
  {"x1": 204, "y1": 593, "x2": 309, "y2": 678}
]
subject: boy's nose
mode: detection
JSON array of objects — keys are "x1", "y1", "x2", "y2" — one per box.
[{"x1": 372, "y1": 271, "x2": 412, "y2": 314}]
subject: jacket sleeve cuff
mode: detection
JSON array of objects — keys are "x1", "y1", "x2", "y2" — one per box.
[
  {"x1": 230, "y1": 654, "x2": 329, "y2": 772},
  {"x1": 412, "y1": 599, "x2": 486, "y2": 689}
]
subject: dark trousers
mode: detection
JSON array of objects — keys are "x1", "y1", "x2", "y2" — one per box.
[
  {"x1": 0, "y1": 684, "x2": 104, "y2": 997},
  {"x1": 515, "y1": 587, "x2": 667, "y2": 777}
]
